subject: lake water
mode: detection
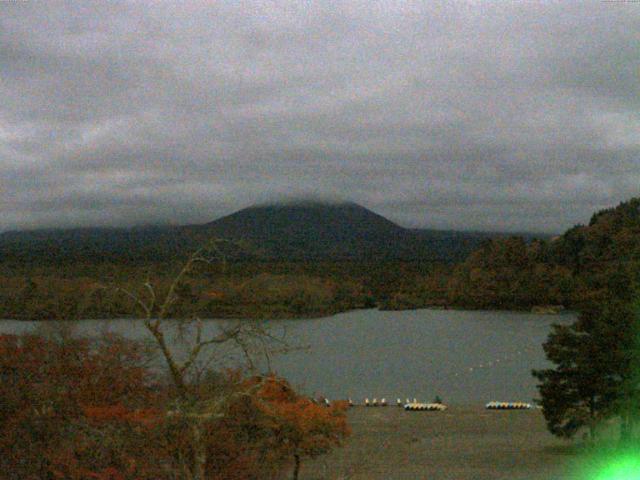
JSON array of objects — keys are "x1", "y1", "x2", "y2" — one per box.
[{"x1": 0, "y1": 309, "x2": 574, "y2": 404}]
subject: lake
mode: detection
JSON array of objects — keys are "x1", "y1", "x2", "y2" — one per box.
[{"x1": 0, "y1": 309, "x2": 574, "y2": 404}]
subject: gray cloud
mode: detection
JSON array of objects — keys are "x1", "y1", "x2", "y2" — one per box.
[{"x1": 2, "y1": 1, "x2": 639, "y2": 234}]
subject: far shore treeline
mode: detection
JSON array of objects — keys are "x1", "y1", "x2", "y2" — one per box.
[{"x1": 0, "y1": 198, "x2": 638, "y2": 321}]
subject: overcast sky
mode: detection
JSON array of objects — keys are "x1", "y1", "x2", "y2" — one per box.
[{"x1": 1, "y1": 1, "x2": 639, "y2": 234}]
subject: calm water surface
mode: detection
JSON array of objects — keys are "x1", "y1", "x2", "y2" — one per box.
[{"x1": 0, "y1": 309, "x2": 574, "y2": 404}]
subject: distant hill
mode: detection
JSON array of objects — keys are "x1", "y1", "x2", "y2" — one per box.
[
  {"x1": 0, "y1": 226, "x2": 191, "y2": 264},
  {"x1": 0, "y1": 201, "x2": 530, "y2": 264},
  {"x1": 549, "y1": 197, "x2": 640, "y2": 271},
  {"x1": 446, "y1": 197, "x2": 640, "y2": 310}
]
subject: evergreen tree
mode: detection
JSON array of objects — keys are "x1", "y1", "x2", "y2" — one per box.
[{"x1": 533, "y1": 271, "x2": 640, "y2": 442}]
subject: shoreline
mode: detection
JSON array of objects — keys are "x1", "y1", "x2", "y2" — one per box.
[{"x1": 0, "y1": 305, "x2": 575, "y2": 322}]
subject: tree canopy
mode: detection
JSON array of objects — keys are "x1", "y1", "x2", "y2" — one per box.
[{"x1": 533, "y1": 271, "x2": 640, "y2": 442}]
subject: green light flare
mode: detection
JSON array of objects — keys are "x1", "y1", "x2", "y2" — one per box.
[{"x1": 585, "y1": 452, "x2": 640, "y2": 480}]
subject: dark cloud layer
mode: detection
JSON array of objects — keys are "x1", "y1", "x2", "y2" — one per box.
[{"x1": 2, "y1": 1, "x2": 639, "y2": 233}]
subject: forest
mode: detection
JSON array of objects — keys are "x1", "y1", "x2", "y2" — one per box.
[{"x1": 0, "y1": 198, "x2": 638, "y2": 320}]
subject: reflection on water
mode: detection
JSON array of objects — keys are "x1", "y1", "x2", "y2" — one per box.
[{"x1": 0, "y1": 309, "x2": 574, "y2": 404}]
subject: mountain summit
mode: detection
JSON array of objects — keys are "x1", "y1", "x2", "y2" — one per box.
[{"x1": 205, "y1": 202, "x2": 401, "y2": 238}]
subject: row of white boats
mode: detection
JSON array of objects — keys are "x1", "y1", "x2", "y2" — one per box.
[
  {"x1": 316, "y1": 398, "x2": 534, "y2": 410},
  {"x1": 359, "y1": 398, "x2": 446, "y2": 409},
  {"x1": 484, "y1": 401, "x2": 533, "y2": 410}
]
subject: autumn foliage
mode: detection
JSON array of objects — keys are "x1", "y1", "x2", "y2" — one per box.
[
  {"x1": 243, "y1": 376, "x2": 349, "y2": 479},
  {"x1": 0, "y1": 333, "x2": 164, "y2": 479},
  {"x1": 0, "y1": 334, "x2": 349, "y2": 479},
  {"x1": 156, "y1": 374, "x2": 350, "y2": 480}
]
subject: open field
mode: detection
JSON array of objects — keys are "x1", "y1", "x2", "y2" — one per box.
[{"x1": 303, "y1": 405, "x2": 587, "y2": 480}]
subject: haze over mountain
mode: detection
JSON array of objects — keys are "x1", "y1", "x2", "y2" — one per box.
[{"x1": 0, "y1": 201, "x2": 523, "y2": 264}]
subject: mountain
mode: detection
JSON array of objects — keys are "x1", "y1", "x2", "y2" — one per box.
[
  {"x1": 193, "y1": 201, "x2": 403, "y2": 260},
  {"x1": 0, "y1": 201, "x2": 518, "y2": 264},
  {"x1": 190, "y1": 201, "x2": 507, "y2": 261}
]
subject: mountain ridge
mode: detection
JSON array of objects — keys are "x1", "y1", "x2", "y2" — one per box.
[{"x1": 0, "y1": 201, "x2": 533, "y2": 264}]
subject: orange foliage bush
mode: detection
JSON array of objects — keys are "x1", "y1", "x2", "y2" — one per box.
[
  {"x1": 0, "y1": 333, "x2": 164, "y2": 479},
  {"x1": 248, "y1": 375, "x2": 350, "y2": 479},
  {"x1": 0, "y1": 336, "x2": 349, "y2": 480}
]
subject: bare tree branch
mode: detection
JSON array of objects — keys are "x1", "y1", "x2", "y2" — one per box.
[
  {"x1": 104, "y1": 284, "x2": 152, "y2": 319},
  {"x1": 108, "y1": 240, "x2": 296, "y2": 480}
]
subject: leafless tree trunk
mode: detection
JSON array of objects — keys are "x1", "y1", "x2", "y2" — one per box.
[
  {"x1": 108, "y1": 240, "x2": 291, "y2": 479},
  {"x1": 293, "y1": 453, "x2": 301, "y2": 480},
  {"x1": 191, "y1": 422, "x2": 206, "y2": 480}
]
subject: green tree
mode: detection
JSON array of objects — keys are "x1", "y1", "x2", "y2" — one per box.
[{"x1": 533, "y1": 276, "x2": 640, "y2": 443}]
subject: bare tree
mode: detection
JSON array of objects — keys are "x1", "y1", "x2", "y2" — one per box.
[{"x1": 107, "y1": 239, "x2": 290, "y2": 480}]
